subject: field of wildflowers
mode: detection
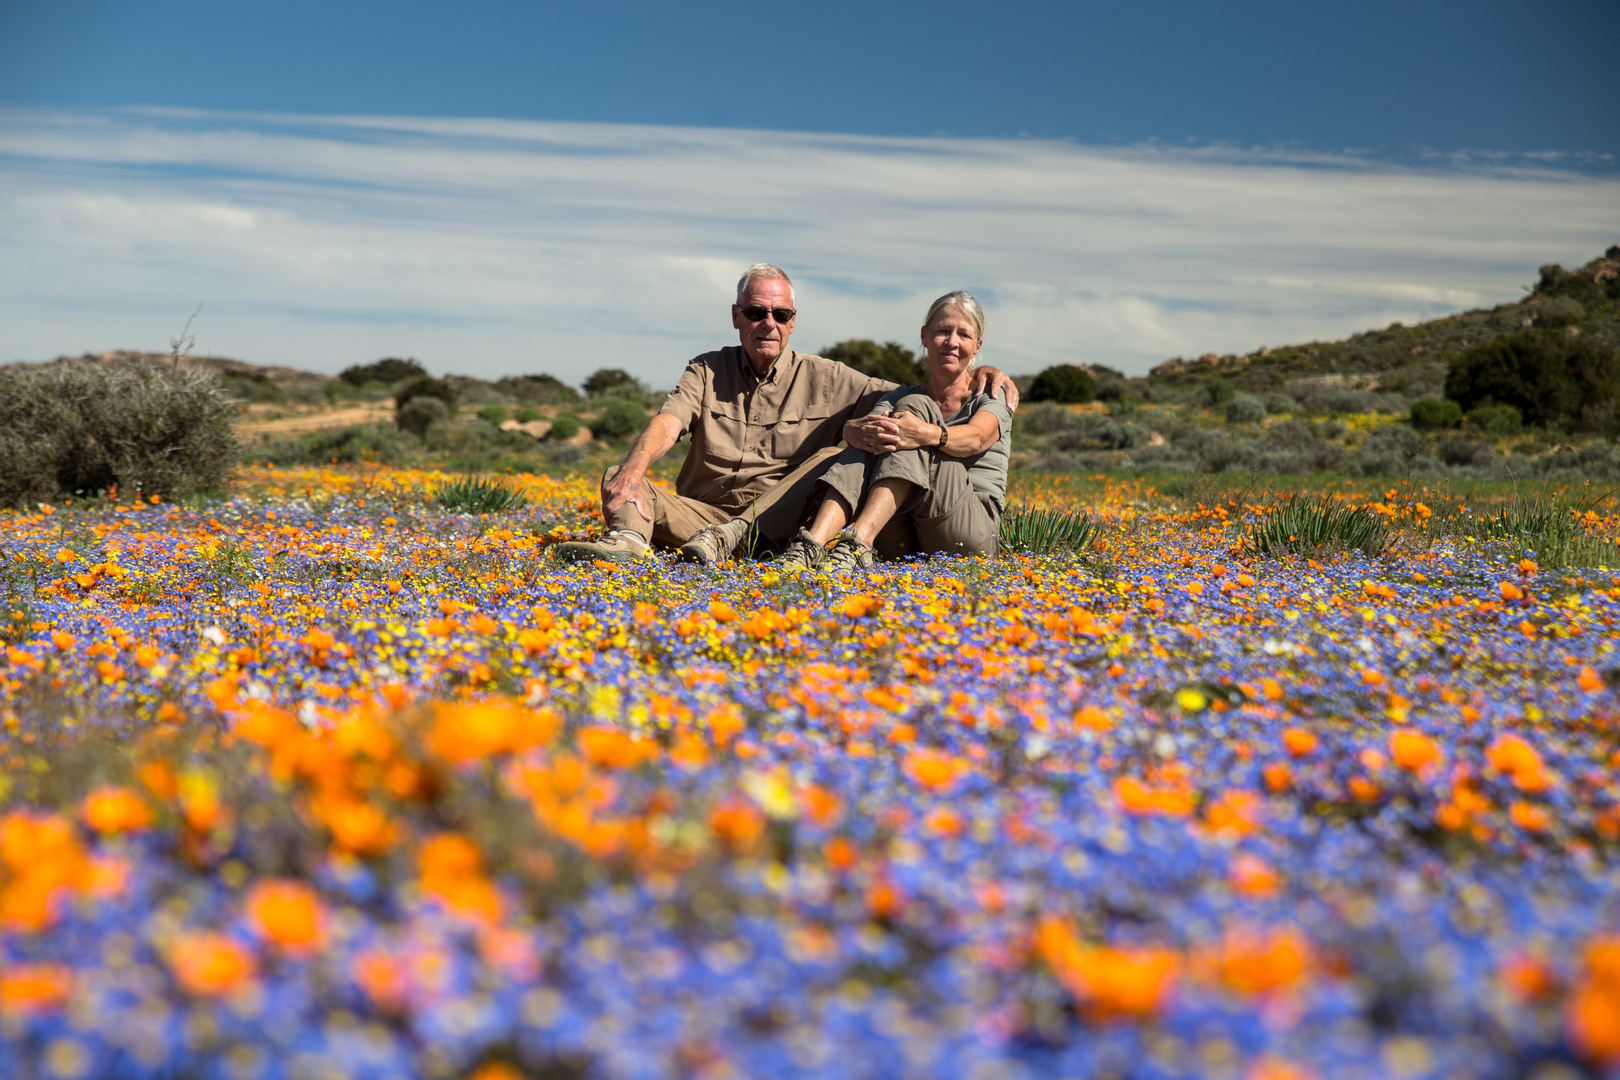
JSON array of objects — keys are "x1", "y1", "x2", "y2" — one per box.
[{"x1": 3, "y1": 464, "x2": 1620, "y2": 1080}]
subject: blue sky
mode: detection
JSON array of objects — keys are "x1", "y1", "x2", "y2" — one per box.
[
  {"x1": 4, "y1": 0, "x2": 1616, "y2": 157},
  {"x1": 1, "y1": 3, "x2": 1618, "y2": 382}
]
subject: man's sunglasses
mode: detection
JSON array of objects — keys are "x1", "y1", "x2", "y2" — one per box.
[{"x1": 738, "y1": 305, "x2": 796, "y2": 324}]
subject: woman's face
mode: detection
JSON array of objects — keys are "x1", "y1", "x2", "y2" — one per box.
[{"x1": 922, "y1": 308, "x2": 982, "y2": 377}]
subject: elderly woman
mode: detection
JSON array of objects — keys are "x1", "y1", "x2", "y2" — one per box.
[{"x1": 778, "y1": 291, "x2": 1012, "y2": 573}]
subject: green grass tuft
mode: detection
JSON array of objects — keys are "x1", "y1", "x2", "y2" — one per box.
[
  {"x1": 433, "y1": 475, "x2": 529, "y2": 515},
  {"x1": 1473, "y1": 491, "x2": 1619, "y2": 568},
  {"x1": 999, "y1": 506, "x2": 1096, "y2": 554},
  {"x1": 1250, "y1": 495, "x2": 1392, "y2": 558}
]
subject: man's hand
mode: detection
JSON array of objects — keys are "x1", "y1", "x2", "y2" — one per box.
[
  {"x1": 968, "y1": 366, "x2": 1021, "y2": 412},
  {"x1": 602, "y1": 468, "x2": 651, "y2": 523},
  {"x1": 844, "y1": 415, "x2": 902, "y2": 454}
]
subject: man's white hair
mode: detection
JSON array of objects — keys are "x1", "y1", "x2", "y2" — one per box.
[{"x1": 736, "y1": 264, "x2": 795, "y2": 306}]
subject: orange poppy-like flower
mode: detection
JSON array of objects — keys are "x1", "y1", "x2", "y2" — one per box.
[
  {"x1": 314, "y1": 796, "x2": 399, "y2": 856},
  {"x1": 1114, "y1": 776, "x2": 1194, "y2": 817},
  {"x1": 170, "y1": 932, "x2": 256, "y2": 996},
  {"x1": 419, "y1": 833, "x2": 501, "y2": 922},
  {"x1": 1486, "y1": 734, "x2": 1552, "y2": 793},
  {"x1": 1209, "y1": 926, "x2": 1310, "y2": 994},
  {"x1": 1570, "y1": 938, "x2": 1620, "y2": 1064},
  {"x1": 428, "y1": 701, "x2": 560, "y2": 762},
  {"x1": 904, "y1": 749, "x2": 967, "y2": 793},
  {"x1": 577, "y1": 727, "x2": 658, "y2": 769},
  {"x1": 709, "y1": 799, "x2": 767, "y2": 854},
  {"x1": 245, "y1": 879, "x2": 325, "y2": 954},
  {"x1": 1037, "y1": 916, "x2": 1179, "y2": 1020},
  {"x1": 1228, "y1": 854, "x2": 1279, "y2": 896},
  {"x1": 1390, "y1": 731, "x2": 1441, "y2": 772},
  {"x1": 1281, "y1": 728, "x2": 1318, "y2": 758},
  {"x1": 81, "y1": 786, "x2": 155, "y2": 835},
  {"x1": 0, "y1": 963, "x2": 73, "y2": 1016},
  {"x1": 0, "y1": 812, "x2": 92, "y2": 932}
]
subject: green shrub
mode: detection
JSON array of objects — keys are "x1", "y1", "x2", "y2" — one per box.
[
  {"x1": 477, "y1": 404, "x2": 509, "y2": 426},
  {"x1": 1226, "y1": 395, "x2": 1266, "y2": 424},
  {"x1": 1534, "y1": 297, "x2": 1585, "y2": 328},
  {"x1": 1250, "y1": 495, "x2": 1391, "y2": 558},
  {"x1": 433, "y1": 475, "x2": 528, "y2": 514},
  {"x1": 514, "y1": 405, "x2": 541, "y2": 423},
  {"x1": 1262, "y1": 393, "x2": 1294, "y2": 415},
  {"x1": 1201, "y1": 378, "x2": 1236, "y2": 408},
  {"x1": 1409, "y1": 399, "x2": 1463, "y2": 431},
  {"x1": 1017, "y1": 401, "x2": 1081, "y2": 436},
  {"x1": 218, "y1": 370, "x2": 285, "y2": 404},
  {"x1": 1108, "y1": 395, "x2": 1140, "y2": 417},
  {"x1": 395, "y1": 376, "x2": 457, "y2": 413},
  {"x1": 397, "y1": 397, "x2": 448, "y2": 438},
  {"x1": 0, "y1": 364, "x2": 236, "y2": 508},
  {"x1": 1466, "y1": 404, "x2": 1523, "y2": 436},
  {"x1": 496, "y1": 374, "x2": 580, "y2": 406},
  {"x1": 1027, "y1": 365, "x2": 1097, "y2": 404},
  {"x1": 592, "y1": 399, "x2": 645, "y2": 439},
  {"x1": 823, "y1": 339, "x2": 926, "y2": 385},
  {"x1": 548, "y1": 414, "x2": 581, "y2": 441},
  {"x1": 583, "y1": 369, "x2": 644, "y2": 398},
  {"x1": 1444, "y1": 329, "x2": 1618, "y2": 430},
  {"x1": 339, "y1": 357, "x2": 426, "y2": 387},
  {"x1": 999, "y1": 507, "x2": 1095, "y2": 554}
]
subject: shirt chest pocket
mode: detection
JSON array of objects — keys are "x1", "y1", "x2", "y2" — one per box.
[{"x1": 769, "y1": 407, "x2": 836, "y2": 461}]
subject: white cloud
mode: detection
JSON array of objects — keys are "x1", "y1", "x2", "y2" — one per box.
[{"x1": 1, "y1": 106, "x2": 1616, "y2": 384}]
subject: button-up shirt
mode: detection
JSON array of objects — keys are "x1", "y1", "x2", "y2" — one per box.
[{"x1": 658, "y1": 347, "x2": 895, "y2": 514}]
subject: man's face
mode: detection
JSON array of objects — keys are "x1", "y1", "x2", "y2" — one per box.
[{"x1": 731, "y1": 276, "x2": 795, "y2": 372}]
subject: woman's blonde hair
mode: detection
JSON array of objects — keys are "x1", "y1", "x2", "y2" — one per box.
[{"x1": 922, "y1": 290, "x2": 984, "y2": 367}]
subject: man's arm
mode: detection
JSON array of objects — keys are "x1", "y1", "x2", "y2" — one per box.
[
  {"x1": 602, "y1": 413, "x2": 684, "y2": 523},
  {"x1": 968, "y1": 366, "x2": 1021, "y2": 411}
]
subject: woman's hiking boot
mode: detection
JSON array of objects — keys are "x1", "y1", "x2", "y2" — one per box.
[
  {"x1": 826, "y1": 529, "x2": 876, "y2": 575},
  {"x1": 775, "y1": 529, "x2": 828, "y2": 573}
]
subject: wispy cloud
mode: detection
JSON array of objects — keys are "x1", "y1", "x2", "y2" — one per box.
[{"x1": 2, "y1": 107, "x2": 1617, "y2": 383}]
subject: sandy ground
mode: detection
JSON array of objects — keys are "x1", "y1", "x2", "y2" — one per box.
[{"x1": 237, "y1": 406, "x2": 394, "y2": 437}]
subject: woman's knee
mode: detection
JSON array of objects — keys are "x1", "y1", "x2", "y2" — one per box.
[{"x1": 894, "y1": 393, "x2": 943, "y2": 424}]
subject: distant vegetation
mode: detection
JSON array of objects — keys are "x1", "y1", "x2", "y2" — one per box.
[{"x1": 822, "y1": 339, "x2": 927, "y2": 385}]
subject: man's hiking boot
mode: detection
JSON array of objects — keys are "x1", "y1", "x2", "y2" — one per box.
[
  {"x1": 551, "y1": 529, "x2": 652, "y2": 566},
  {"x1": 678, "y1": 519, "x2": 748, "y2": 566},
  {"x1": 775, "y1": 529, "x2": 828, "y2": 573},
  {"x1": 826, "y1": 529, "x2": 876, "y2": 575}
]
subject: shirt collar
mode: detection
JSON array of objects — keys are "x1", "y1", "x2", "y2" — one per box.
[{"x1": 737, "y1": 346, "x2": 793, "y2": 387}]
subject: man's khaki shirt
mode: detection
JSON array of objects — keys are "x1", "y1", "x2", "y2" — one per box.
[{"x1": 658, "y1": 347, "x2": 895, "y2": 514}]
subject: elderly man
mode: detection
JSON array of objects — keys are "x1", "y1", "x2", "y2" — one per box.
[{"x1": 553, "y1": 264, "x2": 1018, "y2": 565}]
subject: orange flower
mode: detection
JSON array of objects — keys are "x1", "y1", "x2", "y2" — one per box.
[
  {"x1": 1486, "y1": 734, "x2": 1552, "y2": 793},
  {"x1": 1499, "y1": 581, "x2": 1524, "y2": 601},
  {"x1": 1510, "y1": 801, "x2": 1550, "y2": 832},
  {"x1": 709, "y1": 799, "x2": 767, "y2": 854},
  {"x1": 419, "y1": 834, "x2": 500, "y2": 922},
  {"x1": 904, "y1": 749, "x2": 966, "y2": 792},
  {"x1": 1390, "y1": 731, "x2": 1441, "y2": 772},
  {"x1": 245, "y1": 879, "x2": 325, "y2": 954},
  {"x1": 1570, "y1": 938, "x2": 1620, "y2": 1064},
  {"x1": 0, "y1": 812, "x2": 92, "y2": 932},
  {"x1": 577, "y1": 727, "x2": 658, "y2": 769},
  {"x1": 1281, "y1": 728, "x2": 1318, "y2": 758},
  {"x1": 314, "y1": 796, "x2": 399, "y2": 856},
  {"x1": 81, "y1": 786, "x2": 154, "y2": 835},
  {"x1": 170, "y1": 932, "x2": 256, "y2": 996},
  {"x1": 1037, "y1": 916, "x2": 1179, "y2": 1019},
  {"x1": 1074, "y1": 705, "x2": 1113, "y2": 731},
  {"x1": 836, "y1": 594, "x2": 883, "y2": 618},
  {"x1": 1228, "y1": 854, "x2": 1279, "y2": 896},
  {"x1": 1211, "y1": 926, "x2": 1310, "y2": 994},
  {"x1": 0, "y1": 964, "x2": 73, "y2": 1016},
  {"x1": 1580, "y1": 666, "x2": 1606, "y2": 693},
  {"x1": 428, "y1": 701, "x2": 560, "y2": 762},
  {"x1": 1114, "y1": 777, "x2": 1194, "y2": 817}
]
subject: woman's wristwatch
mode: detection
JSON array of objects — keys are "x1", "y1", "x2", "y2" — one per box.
[{"x1": 935, "y1": 424, "x2": 949, "y2": 449}]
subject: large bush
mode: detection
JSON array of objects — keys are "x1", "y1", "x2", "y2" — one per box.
[
  {"x1": 1444, "y1": 329, "x2": 1619, "y2": 431},
  {"x1": 592, "y1": 399, "x2": 646, "y2": 439},
  {"x1": 0, "y1": 363, "x2": 236, "y2": 508},
  {"x1": 1409, "y1": 399, "x2": 1463, "y2": 431},
  {"x1": 1027, "y1": 365, "x2": 1097, "y2": 405},
  {"x1": 496, "y1": 374, "x2": 581, "y2": 406},
  {"x1": 394, "y1": 376, "x2": 458, "y2": 413},
  {"x1": 339, "y1": 357, "x2": 426, "y2": 387},
  {"x1": 823, "y1": 339, "x2": 926, "y2": 385},
  {"x1": 396, "y1": 397, "x2": 448, "y2": 438},
  {"x1": 583, "y1": 369, "x2": 645, "y2": 399},
  {"x1": 1225, "y1": 395, "x2": 1266, "y2": 424}
]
